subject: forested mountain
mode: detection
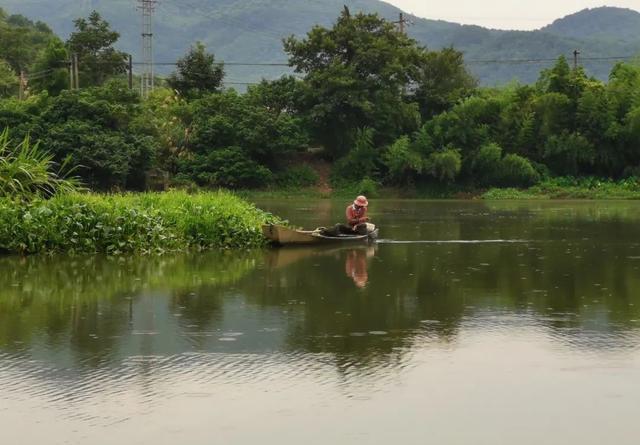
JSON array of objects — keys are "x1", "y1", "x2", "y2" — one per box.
[
  {"x1": 542, "y1": 6, "x2": 640, "y2": 42},
  {"x1": 0, "y1": 0, "x2": 639, "y2": 85}
]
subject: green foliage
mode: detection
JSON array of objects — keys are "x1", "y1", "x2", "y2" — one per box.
[
  {"x1": 131, "y1": 87, "x2": 190, "y2": 173},
  {"x1": 0, "y1": 10, "x2": 57, "y2": 73},
  {"x1": 0, "y1": 130, "x2": 80, "y2": 199},
  {"x1": 425, "y1": 149, "x2": 462, "y2": 182},
  {"x1": 383, "y1": 135, "x2": 423, "y2": 184},
  {"x1": 483, "y1": 177, "x2": 640, "y2": 199},
  {"x1": 246, "y1": 76, "x2": 305, "y2": 115},
  {"x1": 31, "y1": 81, "x2": 154, "y2": 190},
  {"x1": 189, "y1": 90, "x2": 308, "y2": 166},
  {"x1": 274, "y1": 165, "x2": 319, "y2": 189},
  {"x1": 30, "y1": 39, "x2": 69, "y2": 95},
  {"x1": 472, "y1": 143, "x2": 503, "y2": 186},
  {"x1": 500, "y1": 154, "x2": 540, "y2": 187},
  {"x1": 356, "y1": 177, "x2": 379, "y2": 197},
  {"x1": 167, "y1": 42, "x2": 224, "y2": 98},
  {"x1": 333, "y1": 128, "x2": 378, "y2": 181},
  {"x1": 0, "y1": 191, "x2": 280, "y2": 254},
  {"x1": 179, "y1": 147, "x2": 273, "y2": 189},
  {"x1": 0, "y1": 59, "x2": 18, "y2": 98},
  {"x1": 543, "y1": 132, "x2": 595, "y2": 176},
  {"x1": 412, "y1": 47, "x2": 477, "y2": 118},
  {"x1": 1, "y1": 7, "x2": 640, "y2": 197},
  {"x1": 284, "y1": 9, "x2": 424, "y2": 155},
  {"x1": 66, "y1": 11, "x2": 127, "y2": 87}
]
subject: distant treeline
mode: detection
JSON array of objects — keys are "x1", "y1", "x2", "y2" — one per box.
[{"x1": 1, "y1": 8, "x2": 640, "y2": 192}]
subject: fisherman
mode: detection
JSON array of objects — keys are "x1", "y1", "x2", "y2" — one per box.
[
  {"x1": 346, "y1": 195, "x2": 369, "y2": 234},
  {"x1": 320, "y1": 195, "x2": 371, "y2": 237}
]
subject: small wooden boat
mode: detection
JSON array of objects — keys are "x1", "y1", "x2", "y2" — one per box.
[{"x1": 262, "y1": 224, "x2": 378, "y2": 246}]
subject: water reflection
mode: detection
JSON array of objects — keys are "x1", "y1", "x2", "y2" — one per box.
[
  {"x1": 345, "y1": 247, "x2": 375, "y2": 288},
  {"x1": 1, "y1": 201, "x2": 639, "y2": 367},
  {"x1": 3, "y1": 201, "x2": 640, "y2": 443}
]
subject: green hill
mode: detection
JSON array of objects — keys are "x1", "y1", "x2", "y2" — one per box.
[
  {"x1": 542, "y1": 6, "x2": 640, "y2": 43},
  {"x1": 0, "y1": 0, "x2": 639, "y2": 85}
]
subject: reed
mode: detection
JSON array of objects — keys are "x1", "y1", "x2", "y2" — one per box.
[{"x1": 0, "y1": 130, "x2": 81, "y2": 200}]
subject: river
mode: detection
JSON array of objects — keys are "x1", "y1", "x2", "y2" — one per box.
[{"x1": 2, "y1": 199, "x2": 640, "y2": 444}]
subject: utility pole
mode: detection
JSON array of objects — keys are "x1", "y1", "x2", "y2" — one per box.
[
  {"x1": 128, "y1": 54, "x2": 133, "y2": 90},
  {"x1": 69, "y1": 58, "x2": 74, "y2": 90},
  {"x1": 18, "y1": 70, "x2": 25, "y2": 100},
  {"x1": 73, "y1": 53, "x2": 80, "y2": 89},
  {"x1": 573, "y1": 49, "x2": 580, "y2": 70},
  {"x1": 394, "y1": 12, "x2": 411, "y2": 34},
  {"x1": 137, "y1": 0, "x2": 157, "y2": 98}
]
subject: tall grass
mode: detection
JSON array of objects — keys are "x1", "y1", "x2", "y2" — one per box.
[
  {"x1": 0, "y1": 130, "x2": 81, "y2": 199},
  {"x1": 0, "y1": 190, "x2": 280, "y2": 255}
]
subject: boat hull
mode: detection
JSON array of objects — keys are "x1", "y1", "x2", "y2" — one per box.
[{"x1": 262, "y1": 224, "x2": 378, "y2": 246}]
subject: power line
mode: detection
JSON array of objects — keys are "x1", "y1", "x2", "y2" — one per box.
[
  {"x1": 132, "y1": 61, "x2": 291, "y2": 67},
  {"x1": 160, "y1": 0, "x2": 290, "y2": 40},
  {"x1": 131, "y1": 54, "x2": 638, "y2": 67},
  {"x1": 466, "y1": 55, "x2": 638, "y2": 64}
]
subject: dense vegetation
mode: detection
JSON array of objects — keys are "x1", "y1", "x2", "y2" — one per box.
[
  {"x1": 2, "y1": 1, "x2": 640, "y2": 85},
  {"x1": 0, "y1": 190, "x2": 279, "y2": 254},
  {"x1": 1, "y1": 8, "x2": 640, "y2": 198}
]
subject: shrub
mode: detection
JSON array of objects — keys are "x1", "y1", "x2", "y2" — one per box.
[
  {"x1": 425, "y1": 148, "x2": 462, "y2": 182},
  {"x1": 333, "y1": 128, "x2": 378, "y2": 181},
  {"x1": 357, "y1": 177, "x2": 379, "y2": 197},
  {"x1": 383, "y1": 135, "x2": 423, "y2": 184},
  {"x1": 472, "y1": 143, "x2": 503, "y2": 186},
  {"x1": 543, "y1": 132, "x2": 595, "y2": 176},
  {"x1": 501, "y1": 154, "x2": 540, "y2": 187},
  {"x1": 179, "y1": 146, "x2": 273, "y2": 189},
  {"x1": 274, "y1": 164, "x2": 319, "y2": 189}
]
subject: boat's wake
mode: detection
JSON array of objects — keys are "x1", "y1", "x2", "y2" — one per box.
[{"x1": 376, "y1": 239, "x2": 529, "y2": 244}]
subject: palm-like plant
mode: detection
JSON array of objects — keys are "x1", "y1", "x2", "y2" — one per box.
[{"x1": 0, "y1": 129, "x2": 82, "y2": 199}]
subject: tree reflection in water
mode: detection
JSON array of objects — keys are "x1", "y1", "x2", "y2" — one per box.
[{"x1": 2, "y1": 201, "x2": 640, "y2": 372}]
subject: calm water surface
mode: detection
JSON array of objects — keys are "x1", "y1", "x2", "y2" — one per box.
[{"x1": 2, "y1": 200, "x2": 640, "y2": 444}]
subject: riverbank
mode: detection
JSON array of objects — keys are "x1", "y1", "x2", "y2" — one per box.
[
  {"x1": 482, "y1": 178, "x2": 640, "y2": 200},
  {"x1": 240, "y1": 177, "x2": 640, "y2": 200},
  {"x1": 0, "y1": 191, "x2": 279, "y2": 255}
]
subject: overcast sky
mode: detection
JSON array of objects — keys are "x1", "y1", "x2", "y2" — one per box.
[{"x1": 384, "y1": 0, "x2": 640, "y2": 29}]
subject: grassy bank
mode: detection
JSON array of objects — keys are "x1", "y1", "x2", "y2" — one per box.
[
  {"x1": 481, "y1": 178, "x2": 640, "y2": 200},
  {"x1": 239, "y1": 177, "x2": 640, "y2": 201},
  {"x1": 0, "y1": 191, "x2": 280, "y2": 255}
]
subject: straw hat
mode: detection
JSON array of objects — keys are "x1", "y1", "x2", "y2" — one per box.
[{"x1": 354, "y1": 195, "x2": 368, "y2": 207}]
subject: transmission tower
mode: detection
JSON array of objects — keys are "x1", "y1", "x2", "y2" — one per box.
[{"x1": 137, "y1": 0, "x2": 157, "y2": 98}]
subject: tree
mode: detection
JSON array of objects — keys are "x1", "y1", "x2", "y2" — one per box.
[
  {"x1": 30, "y1": 39, "x2": 69, "y2": 95},
  {"x1": 188, "y1": 90, "x2": 307, "y2": 166},
  {"x1": 167, "y1": 43, "x2": 224, "y2": 98},
  {"x1": 34, "y1": 81, "x2": 154, "y2": 190},
  {"x1": 66, "y1": 11, "x2": 127, "y2": 87},
  {"x1": 246, "y1": 76, "x2": 305, "y2": 115},
  {"x1": 284, "y1": 10, "x2": 424, "y2": 156},
  {"x1": 412, "y1": 47, "x2": 477, "y2": 118}
]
